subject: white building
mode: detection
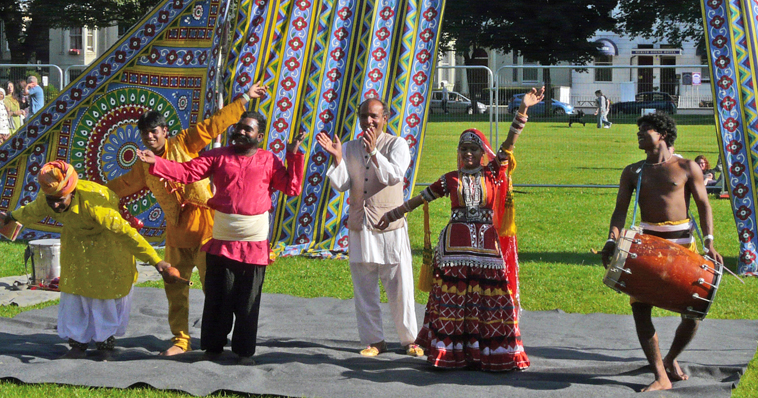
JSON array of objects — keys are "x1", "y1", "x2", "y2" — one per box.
[
  {"x1": 0, "y1": 22, "x2": 121, "y2": 90},
  {"x1": 436, "y1": 32, "x2": 712, "y2": 110},
  {"x1": 48, "y1": 26, "x2": 121, "y2": 88}
]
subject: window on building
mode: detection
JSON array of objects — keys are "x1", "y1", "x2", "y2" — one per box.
[
  {"x1": 523, "y1": 57, "x2": 539, "y2": 82},
  {"x1": 86, "y1": 29, "x2": 94, "y2": 51},
  {"x1": 594, "y1": 55, "x2": 613, "y2": 82},
  {"x1": 700, "y1": 54, "x2": 711, "y2": 83},
  {"x1": 118, "y1": 23, "x2": 129, "y2": 38},
  {"x1": 70, "y1": 28, "x2": 82, "y2": 50}
]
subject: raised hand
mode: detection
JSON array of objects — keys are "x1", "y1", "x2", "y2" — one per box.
[
  {"x1": 315, "y1": 132, "x2": 343, "y2": 165},
  {"x1": 137, "y1": 149, "x2": 157, "y2": 164},
  {"x1": 521, "y1": 86, "x2": 546, "y2": 108},
  {"x1": 247, "y1": 80, "x2": 268, "y2": 100},
  {"x1": 287, "y1": 131, "x2": 306, "y2": 154},
  {"x1": 362, "y1": 127, "x2": 377, "y2": 155}
]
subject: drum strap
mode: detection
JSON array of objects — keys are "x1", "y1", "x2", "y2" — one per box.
[
  {"x1": 688, "y1": 210, "x2": 704, "y2": 248},
  {"x1": 630, "y1": 165, "x2": 644, "y2": 228}
]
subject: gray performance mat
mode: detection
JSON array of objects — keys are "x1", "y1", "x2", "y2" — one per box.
[{"x1": 0, "y1": 287, "x2": 755, "y2": 397}]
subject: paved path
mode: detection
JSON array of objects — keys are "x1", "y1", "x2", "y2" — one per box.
[{"x1": 0, "y1": 265, "x2": 163, "y2": 307}]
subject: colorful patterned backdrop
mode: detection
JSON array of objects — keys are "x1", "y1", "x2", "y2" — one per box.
[
  {"x1": 702, "y1": 0, "x2": 758, "y2": 275},
  {"x1": 0, "y1": 0, "x2": 445, "y2": 257}
]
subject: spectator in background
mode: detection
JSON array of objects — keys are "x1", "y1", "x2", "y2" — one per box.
[
  {"x1": 594, "y1": 90, "x2": 612, "y2": 129},
  {"x1": 695, "y1": 155, "x2": 719, "y2": 186},
  {"x1": 16, "y1": 79, "x2": 29, "y2": 119},
  {"x1": 25, "y1": 76, "x2": 44, "y2": 115},
  {"x1": 0, "y1": 89, "x2": 11, "y2": 145},
  {"x1": 4, "y1": 81, "x2": 23, "y2": 134}
]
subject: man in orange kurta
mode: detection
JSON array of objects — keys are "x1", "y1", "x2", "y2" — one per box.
[{"x1": 107, "y1": 83, "x2": 267, "y2": 355}]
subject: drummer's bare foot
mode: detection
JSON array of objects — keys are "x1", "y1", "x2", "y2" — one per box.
[
  {"x1": 59, "y1": 346, "x2": 87, "y2": 359},
  {"x1": 664, "y1": 359, "x2": 689, "y2": 381},
  {"x1": 160, "y1": 345, "x2": 188, "y2": 356},
  {"x1": 641, "y1": 378, "x2": 672, "y2": 392}
]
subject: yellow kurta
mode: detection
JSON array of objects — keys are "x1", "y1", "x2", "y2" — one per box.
[
  {"x1": 12, "y1": 180, "x2": 162, "y2": 300},
  {"x1": 106, "y1": 99, "x2": 246, "y2": 248}
]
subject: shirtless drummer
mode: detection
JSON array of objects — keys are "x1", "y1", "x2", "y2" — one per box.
[{"x1": 601, "y1": 113, "x2": 724, "y2": 392}]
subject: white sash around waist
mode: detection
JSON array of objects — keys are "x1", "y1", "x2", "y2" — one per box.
[{"x1": 212, "y1": 211, "x2": 269, "y2": 242}]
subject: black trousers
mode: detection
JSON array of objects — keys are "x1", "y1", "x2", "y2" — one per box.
[{"x1": 200, "y1": 253, "x2": 266, "y2": 357}]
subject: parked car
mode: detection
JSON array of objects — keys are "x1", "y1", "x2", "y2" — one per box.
[
  {"x1": 508, "y1": 94, "x2": 575, "y2": 115},
  {"x1": 429, "y1": 90, "x2": 487, "y2": 114},
  {"x1": 609, "y1": 91, "x2": 677, "y2": 115}
]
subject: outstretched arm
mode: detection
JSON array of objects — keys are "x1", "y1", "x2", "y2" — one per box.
[
  {"x1": 106, "y1": 166, "x2": 147, "y2": 198},
  {"x1": 501, "y1": 86, "x2": 544, "y2": 152},
  {"x1": 374, "y1": 194, "x2": 425, "y2": 230},
  {"x1": 138, "y1": 149, "x2": 215, "y2": 184},
  {"x1": 374, "y1": 174, "x2": 447, "y2": 230}
]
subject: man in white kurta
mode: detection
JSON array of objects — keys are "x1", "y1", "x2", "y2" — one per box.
[{"x1": 316, "y1": 98, "x2": 421, "y2": 357}]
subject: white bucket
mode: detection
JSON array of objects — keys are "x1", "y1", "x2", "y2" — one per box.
[{"x1": 26, "y1": 239, "x2": 61, "y2": 285}]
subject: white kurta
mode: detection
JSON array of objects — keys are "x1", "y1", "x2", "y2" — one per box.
[{"x1": 326, "y1": 134, "x2": 418, "y2": 346}]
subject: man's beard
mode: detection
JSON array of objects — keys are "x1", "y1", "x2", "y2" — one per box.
[{"x1": 230, "y1": 132, "x2": 259, "y2": 152}]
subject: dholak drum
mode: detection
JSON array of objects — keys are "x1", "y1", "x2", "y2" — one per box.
[
  {"x1": 603, "y1": 229, "x2": 722, "y2": 320},
  {"x1": 25, "y1": 239, "x2": 61, "y2": 285}
]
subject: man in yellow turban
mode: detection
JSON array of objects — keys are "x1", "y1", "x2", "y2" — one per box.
[{"x1": 2, "y1": 160, "x2": 172, "y2": 359}]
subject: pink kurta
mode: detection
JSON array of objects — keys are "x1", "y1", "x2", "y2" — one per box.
[{"x1": 150, "y1": 147, "x2": 304, "y2": 265}]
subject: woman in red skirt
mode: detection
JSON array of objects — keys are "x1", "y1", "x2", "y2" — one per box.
[{"x1": 375, "y1": 87, "x2": 544, "y2": 371}]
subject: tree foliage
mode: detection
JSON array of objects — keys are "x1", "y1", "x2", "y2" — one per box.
[
  {"x1": 1, "y1": 0, "x2": 162, "y2": 64},
  {"x1": 440, "y1": 0, "x2": 619, "y2": 66},
  {"x1": 440, "y1": 0, "x2": 618, "y2": 110},
  {"x1": 615, "y1": 0, "x2": 703, "y2": 48}
]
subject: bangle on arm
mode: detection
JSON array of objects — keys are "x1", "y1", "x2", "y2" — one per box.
[
  {"x1": 510, "y1": 113, "x2": 527, "y2": 135},
  {"x1": 388, "y1": 207, "x2": 403, "y2": 222},
  {"x1": 369, "y1": 147, "x2": 378, "y2": 157},
  {"x1": 704, "y1": 234, "x2": 714, "y2": 242},
  {"x1": 402, "y1": 201, "x2": 412, "y2": 212},
  {"x1": 242, "y1": 93, "x2": 251, "y2": 102}
]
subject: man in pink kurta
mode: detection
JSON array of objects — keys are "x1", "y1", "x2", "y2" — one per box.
[{"x1": 139, "y1": 110, "x2": 305, "y2": 364}]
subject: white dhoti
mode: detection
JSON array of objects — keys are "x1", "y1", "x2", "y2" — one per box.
[
  {"x1": 349, "y1": 224, "x2": 418, "y2": 347},
  {"x1": 57, "y1": 288, "x2": 134, "y2": 343}
]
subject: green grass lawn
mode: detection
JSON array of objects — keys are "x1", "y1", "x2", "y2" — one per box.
[{"x1": 1, "y1": 116, "x2": 756, "y2": 397}]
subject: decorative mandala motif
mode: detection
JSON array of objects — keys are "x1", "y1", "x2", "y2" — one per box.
[
  {"x1": 70, "y1": 86, "x2": 182, "y2": 218},
  {"x1": 71, "y1": 87, "x2": 181, "y2": 182}
]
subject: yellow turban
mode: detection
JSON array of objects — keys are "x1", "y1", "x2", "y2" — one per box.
[{"x1": 38, "y1": 161, "x2": 78, "y2": 197}]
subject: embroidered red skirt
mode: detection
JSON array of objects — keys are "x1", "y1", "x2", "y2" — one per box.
[{"x1": 415, "y1": 224, "x2": 529, "y2": 371}]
